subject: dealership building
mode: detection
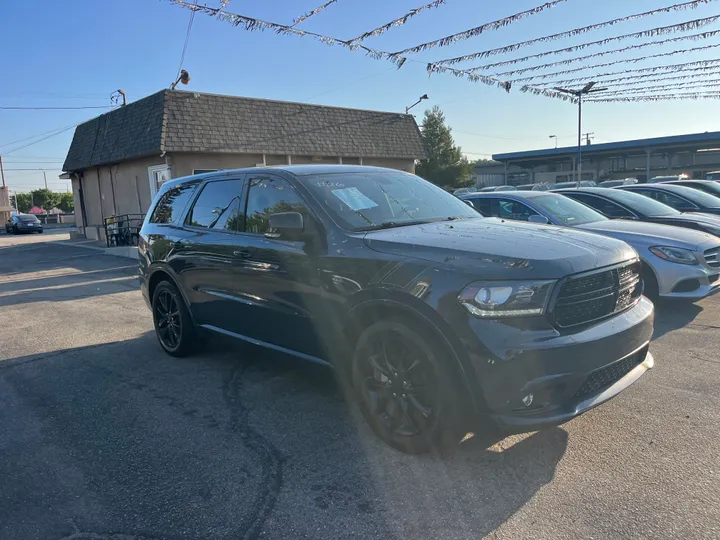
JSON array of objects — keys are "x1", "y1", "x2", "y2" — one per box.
[{"x1": 474, "y1": 130, "x2": 720, "y2": 187}]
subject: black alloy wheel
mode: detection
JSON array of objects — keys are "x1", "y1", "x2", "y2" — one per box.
[
  {"x1": 152, "y1": 281, "x2": 196, "y2": 357},
  {"x1": 352, "y1": 319, "x2": 463, "y2": 454}
]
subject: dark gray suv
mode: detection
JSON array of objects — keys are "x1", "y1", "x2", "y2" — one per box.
[{"x1": 139, "y1": 165, "x2": 654, "y2": 454}]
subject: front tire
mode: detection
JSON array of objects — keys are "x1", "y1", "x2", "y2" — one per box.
[
  {"x1": 152, "y1": 280, "x2": 197, "y2": 357},
  {"x1": 352, "y1": 319, "x2": 465, "y2": 454},
  {"x1": 12, "y1": 225, "x2": 19, "y2": 235}
]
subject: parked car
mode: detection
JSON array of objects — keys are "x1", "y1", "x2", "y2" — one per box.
[
  {"x1": 478, "y1": 185, "x2": 516, "y2": 192},
  {"x1": 5, "y1": 214, "x2": 43, "y2": 234},
  {"x1": 453, "y1": 187, "x2": 477, "y2": 196},
  {"x1": 706, "y1": 171, "x2": 720, "y2": 181},
  {"x1": 598, "y1": 178, "x2": 638, "y2": 188},
  {"x1": 647, "y1": 174, "x2": 690, "y2": 183},
  {"x1": 550, "y1": 181, "x2": 597, "y2": 190},
  {"x1": 515, "y1": 183, "x2": 550, "y2": 191},
  {"x1": 463, "y1": 191, "x2": 720, "y2": 299},
  {"x1": 617, "y1": 183, "x2": 720, "y2": 216},
  {"x1": 139, "y1": 165, "x2": 654, "y2": 454},
  {"x1": 558, "y1": 187, "x2": 720, "y2": 237},
  {"x1": 665, "y1": 179, "x2": 720, "y2": 198}
]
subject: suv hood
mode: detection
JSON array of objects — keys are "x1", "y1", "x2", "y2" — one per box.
[
  {"x1": 363, "y1": 218, "x2": 636, "y2": 280},
  {"x1": 578, "y1": 219, "x2": 718, "y2": 251}
]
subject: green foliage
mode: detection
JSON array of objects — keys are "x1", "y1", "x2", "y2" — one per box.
[
  {"x1": 58, "y1": 192, "x2": 75, "y2": 213},
  {"x1": 13, "y1": 193, "x2": 32, "y2": 213},
  {"x1": 415, "y1": 106, "x2": 473, "y2": 189},
  {"x1": 30, "y1": 188, "x2": 60, "y2": 211}
]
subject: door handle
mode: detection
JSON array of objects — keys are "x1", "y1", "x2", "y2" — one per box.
[{"x1": 233, "y1": 250, "x2": 251, "y2": 258}]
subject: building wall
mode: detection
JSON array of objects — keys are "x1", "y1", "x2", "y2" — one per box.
[
  {"x1": 76, "y1": 156, "x2": 165, "y2": 240},
  {"x1": 170, "y1": 153, "x2": 265, "y2": 178},
  {"x1": 71, "y1": 177, "x2": 83, "y2": 227}
]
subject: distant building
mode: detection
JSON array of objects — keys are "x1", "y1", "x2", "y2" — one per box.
[
  {"x1": 62, "y1": 89, "x2": 425, "y2": 241},
  {"x1": 474, "y1": 131, "x2": 720, "y2": 187}
]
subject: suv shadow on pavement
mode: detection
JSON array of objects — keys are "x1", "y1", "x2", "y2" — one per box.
[{"x1": 0, "y1": 332, "x2": 568, "y2": 540}]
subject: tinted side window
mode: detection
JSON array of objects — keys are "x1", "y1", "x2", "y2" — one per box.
[
  {"x1": 468, "y1": 198, "x2": 490, "y2": 215},
  {"x1": 490, "y1": 199, "x2": 538, "y2": 221},
  {"x1": 567, "y1": 194, "x2": 633, "y2": 218},
  {"x1": 187, "y1": 179, "x2": 245, "y2": 231},
  {"x1": 245, "y1": 177, "x2": 308, "y2": 235},
  {"x1": 150, "y1": 184, "x2": 196, "y2": 224},
  {"x1": 643, "y1": 190, "x2": 696, "y2": 209}
]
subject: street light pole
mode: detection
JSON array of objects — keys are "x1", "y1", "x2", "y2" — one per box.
[
  {"x1": 554, "y1": 82, "x2": 607, "y2": 182},
  {"x1": 405, "y1": 94, "x2": 429, "y2": 114},
  {"x1": 549, "y1": 135, "x2": 557, "y2": 148}
]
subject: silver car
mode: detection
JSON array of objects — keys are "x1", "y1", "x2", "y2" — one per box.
[{"x1": 463, "y1": 191, "x2": 720, "y2": 299}]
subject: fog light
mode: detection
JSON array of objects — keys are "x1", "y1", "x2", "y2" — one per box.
[{"x1": 522, "y1": 393, "x2": 534, "y2": 407}]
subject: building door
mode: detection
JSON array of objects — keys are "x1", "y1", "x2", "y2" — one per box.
[{"x1": 148, "y1": 165, "x2": 172, "y2": 200}]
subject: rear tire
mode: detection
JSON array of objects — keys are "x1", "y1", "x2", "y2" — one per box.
[
  {"x1": 352, "y1": 319, "x2": 466, "y2": 454},
  {"x1": 152, "y1": 280, "x2": 198, "y2": 357}
]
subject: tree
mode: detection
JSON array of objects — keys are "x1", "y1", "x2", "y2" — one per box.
[
  {"x1": 415, "y1": 106, "x2": 473, "y2": 189},
  {"x1": 14, "y1": 193, "x2": 32, "y2": 213},
  {"x1": 58, "y1": 192, "x2": 75, "y2": 213},
  {"x1": 30, "y1": 188, "x2": 60, "y2": 212}
]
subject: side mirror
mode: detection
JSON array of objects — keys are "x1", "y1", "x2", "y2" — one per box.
[
  {"x1": 528, "y1": 215, "x2": 550, "y2": 224},
  {"x1": 267, "y1": 211, "x2": 304, "y2": 239},
  {"x1": 464, "y1": 200, "x2": 475, "y2": 208}
]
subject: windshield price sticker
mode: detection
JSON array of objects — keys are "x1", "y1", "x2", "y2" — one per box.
[{"x1": 331, "y1": 187, "x2": 379, "y2": 211}]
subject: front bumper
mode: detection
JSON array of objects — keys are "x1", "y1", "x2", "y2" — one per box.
[
  {"x1": 455, "y1": 297, "x2": 655, "y2": 432},
  {"x1": 653, "y1": 256, "x2": 720, "y2": 299}
]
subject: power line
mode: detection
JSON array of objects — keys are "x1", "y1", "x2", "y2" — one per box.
[
  {"x1": 0, "y1": 105, "x2": 113, "y2": 110},
  {"x1": 176, "y1": 0, "x2": 198, "y2": 77},
  {"x1": 3, "y1": 124, "x2": 79, "y2": 155}
]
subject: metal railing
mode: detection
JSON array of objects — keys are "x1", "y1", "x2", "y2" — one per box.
[{"x1": 104, "y1": 214, "x2": 145, "y2": 247}]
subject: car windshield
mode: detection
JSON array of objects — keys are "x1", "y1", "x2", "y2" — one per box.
[
  {"x1": 532, "y1": 194, "x2": 606, "y2": 226},
  {"x1": 606, "y1": 189, "x2": 680, "y2": 216},
  {"x1": 303, "y1": 171, "x2": 480, "y2": 231},
  {"x1": 663, "y1": 185, "x2": 720, "y2": 207}
]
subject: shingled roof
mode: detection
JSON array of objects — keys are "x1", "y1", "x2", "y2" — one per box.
[{"x1": 63, "y1": 89, "x2": 425, "y2": 172}]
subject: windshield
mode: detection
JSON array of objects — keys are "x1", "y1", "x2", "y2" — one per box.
[
  {"x1": 532, "y1": 194, "x2": 606, "y2": 226},
  {"x1": 606, "y1": 189, "x2": 680, "y2": 216},
  {"x1": 303, "y1": 171, "x2": 480, "y2": 231}
]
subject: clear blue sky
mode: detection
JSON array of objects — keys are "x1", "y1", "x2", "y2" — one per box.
[{"x1": 2, "y1": 0, "x2": 719, "y2": 192}]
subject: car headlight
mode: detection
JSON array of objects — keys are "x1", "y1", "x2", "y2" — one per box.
[
  {"x1": 649, "y1": 246, "x2": 699, "y2": 265},
  {"x1": 458, "y1": 280, "x2": 556, "y2": 318}
]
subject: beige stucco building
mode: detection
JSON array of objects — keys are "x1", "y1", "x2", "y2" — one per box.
[{"x1": 62, "y1": 89, "x2": 426, "y2": 241}]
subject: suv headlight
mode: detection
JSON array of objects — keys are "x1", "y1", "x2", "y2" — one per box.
[
  {"x1": 458, "y1": 280, "x2": 556, "y2": 318},
  {"x1": 649, "y1": 246, "x2": 698, "y2": 265}
]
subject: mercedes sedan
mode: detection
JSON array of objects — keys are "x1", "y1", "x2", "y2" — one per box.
[{"x1": 463, "y1": 191, "x2": 720, "y2": 300}]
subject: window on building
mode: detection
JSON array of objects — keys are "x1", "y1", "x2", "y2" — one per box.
[
  {"x1": 149, "y1": 184, "x2": 197, "y2": 224},
  {"x1": 244, "y1": 177, "x2": 309, "y2": 235},
  {"x1": 187, "y1": 179, "x2": 246, "y2": 231}
]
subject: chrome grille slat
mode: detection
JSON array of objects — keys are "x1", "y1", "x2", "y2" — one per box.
[{"x1": 704, "y1": 246, "x2": 720, "y2": 268}]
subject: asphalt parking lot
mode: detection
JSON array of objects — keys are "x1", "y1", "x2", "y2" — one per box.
[{"x1": 1, "y1": 232, "x2": 719, "y2": 540}]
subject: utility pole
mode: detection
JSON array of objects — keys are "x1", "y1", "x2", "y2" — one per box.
[
  {"x1": 0, "y1": 155, "x2": 5, "y2": 188},
  {"x1": 554, "y1": 83, "x2": 607, "y2": 182},
  {"x1": 583, "y1": 132, "x2": 595, "y2": 146},
  {"x1": 42, "y1": 169, "x2": 48, "y2": 190}
]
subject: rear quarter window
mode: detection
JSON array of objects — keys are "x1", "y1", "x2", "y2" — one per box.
[{"x1": 150, "y1": 184, "x2": 197, "y2": 224}]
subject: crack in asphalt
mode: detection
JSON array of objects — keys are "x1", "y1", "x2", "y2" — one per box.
[{"x1": 224, "y1": 361, "x2": 285, "y2": 540}]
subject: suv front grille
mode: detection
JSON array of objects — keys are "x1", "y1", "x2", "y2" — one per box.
[
  {"x1": 573, "y1": 346, "x2": 647, "y2": 400},
  {"x1": 704, "y1": 247, "x2": 720, "y2": 268},
  {"x1": 552, "y1": 261, "x2": 643, "y2": 328}
]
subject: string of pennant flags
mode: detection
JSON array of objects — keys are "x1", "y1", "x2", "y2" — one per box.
[{"x1": 170, "y1": 0, "x2": 720, "y2": 103}]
